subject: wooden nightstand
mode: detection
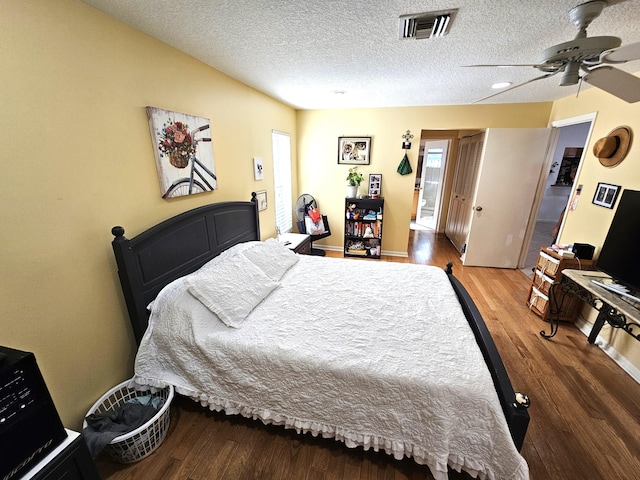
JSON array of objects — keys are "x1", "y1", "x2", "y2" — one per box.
[{"x1": 277, "y1": 233, "x2": 311, "y2": 254}]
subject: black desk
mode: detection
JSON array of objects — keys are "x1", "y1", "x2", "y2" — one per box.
[{"x1": 541, "y1": 269, "x2": 640, "y2": 342}]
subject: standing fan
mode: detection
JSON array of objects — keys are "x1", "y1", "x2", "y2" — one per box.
[
  {"x1": 294, "y1": 193, "x2": 331, "y2": 256},
  {"x1": 294, "y1": 194, "x2": 318, "y2": 224}
]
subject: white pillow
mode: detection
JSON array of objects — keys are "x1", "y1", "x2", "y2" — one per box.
[
  {"x1": 198, "y1": 241, "x2": 262, "y2": 274},
  {"x1": 185, "y1": 253, "x2": 278, "y2": 328},
  {"x1": 242, "y1": 239, "x2": 300, "y2": 281}
]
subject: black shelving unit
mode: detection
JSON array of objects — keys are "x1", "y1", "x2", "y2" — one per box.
[{"x1": 344, "y1": 197, "x2": 383, "y2": 259}]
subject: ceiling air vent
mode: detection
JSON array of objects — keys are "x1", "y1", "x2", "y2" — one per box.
[{"x1": 399, "y1": 10, "x2": 457, "y2": 40}]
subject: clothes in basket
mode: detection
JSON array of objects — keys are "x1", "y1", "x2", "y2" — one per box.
[{"x1": 84, "y1": 395, "x2": 164, "y2": 457}]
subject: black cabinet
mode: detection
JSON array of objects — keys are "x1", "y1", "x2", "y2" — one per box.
[
  {"x1": 344, "y1": 197, "x2": 383, "y2": 259},
  {"x1": 27, "y1": 430, "x2": 100, "y2": 480}
]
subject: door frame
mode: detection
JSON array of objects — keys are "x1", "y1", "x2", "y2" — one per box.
[
  {"x1": 517, "y1": 112, "x2": 598, "y2": 268},
  {"x1": 416, "y1": 130, "x2": 460, "y2": 233},
  {"x1": 416, "y1": 139, "x2": 449, "y2": 227}
]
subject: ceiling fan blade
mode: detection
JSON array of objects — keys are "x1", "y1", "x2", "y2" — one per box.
[
  {"x1": 463, "y1": 64, "x2": 541, "y2": 68},
  {"x1": 583, "y1": 66, "x2": 640, "y2": 103},
  {"x1": 471, "y1": 71, "x2": 560, "y2": 104},
  {"x1": 600, "y1": 41, "x2": 640, "y2": 64}
]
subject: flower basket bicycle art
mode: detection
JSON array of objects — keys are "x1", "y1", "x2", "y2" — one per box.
[{"x1": 147, "y1": 107, "x2": 218, "y2": 198}]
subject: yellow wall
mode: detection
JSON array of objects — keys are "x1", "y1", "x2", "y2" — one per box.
[
  {"x1": 549, "y1": 81, "x2": 640, "y2": 371},
  {"x1": 0, "y1": 0, "x2": 296, "y2": 428},
  {"x1": 296, "y1": 104, "x2": 553, "y2": 254}
]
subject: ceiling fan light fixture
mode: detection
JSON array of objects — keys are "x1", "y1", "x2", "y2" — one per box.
[{"x1": 559, "y1": 61, "x2": 581, "y2": 86}]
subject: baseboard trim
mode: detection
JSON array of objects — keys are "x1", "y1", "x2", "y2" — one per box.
[
  {"x1": 381, "y1": 250, "x2": 408, "y2": 258},
  {"x1": 575, "y1": 317, "x2": 640, "y2": 384},
  {"x1": 316, "y1": 245, "x2": 341, "y2": 252}
]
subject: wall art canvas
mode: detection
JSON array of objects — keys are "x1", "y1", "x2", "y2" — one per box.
[
  {"x1": 146, "y1": 106, "x2": 218, "y2": 198},
  {"x1": 254, "y1": 157, "x2": 264, "y2": 180}
]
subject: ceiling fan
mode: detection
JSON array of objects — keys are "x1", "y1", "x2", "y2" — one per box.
[{"x1": 467, "y1": 1, "x2": 640, "y2": 103}]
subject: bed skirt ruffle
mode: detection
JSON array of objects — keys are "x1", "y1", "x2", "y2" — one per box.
[{"x1": 130, "y1": 377, "x2": 528, "y2": 480}]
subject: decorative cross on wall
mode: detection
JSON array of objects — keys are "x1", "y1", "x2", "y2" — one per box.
[{"x1": 402, "y1": 130, "x2": 414, "y2": 150}]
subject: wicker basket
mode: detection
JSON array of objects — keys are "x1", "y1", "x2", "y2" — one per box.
[
  {"x1": 529, "y1": 286, "x2": 549, "y2": 314},
  {"x1": 536, "y1": 252, "x2": 561, "y2": 277},
  {"x1": 84, "y1": 380, "x2": 174, "y2": 464}
]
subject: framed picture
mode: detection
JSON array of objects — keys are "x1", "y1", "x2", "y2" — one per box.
[
  {"x1": 146, "y1": 106, "x2": 217, "y2": 199},
  {"x1": 253, "y1": 157, "x2": 264, "y2": 180},
  {"x1": 255, "y1": 190, "x2": 268, "y2": 211},
  {"x1": 592, "y1": 182, "x2": 621, "y2": 209},
  {"x1": 338, "y1": 137, "x2": 371, "y2": 165},
  {"x1": 368, "y1": 173, "x2": 382, "y2": 198}
]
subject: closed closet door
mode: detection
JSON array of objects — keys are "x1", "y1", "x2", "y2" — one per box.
[{"x1": 445, "y1": 133, "x2": 484, "y2": 253}]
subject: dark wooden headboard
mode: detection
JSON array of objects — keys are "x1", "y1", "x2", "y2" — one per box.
[{"x1": 111, "y1": 198, "x2": 260, "y2": 345}]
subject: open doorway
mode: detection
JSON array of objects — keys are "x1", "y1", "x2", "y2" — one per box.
[
  {"x1": 521, "y1": 121, "x2": 592, "y2": 274},
  {"x1": 412, "y1": 139, "x2": 450, "y2": 231}
]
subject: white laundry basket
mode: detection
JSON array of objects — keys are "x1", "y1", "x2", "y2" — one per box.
[{"x1": 84, "y1": 380, "x2": 174, "y2": 463}]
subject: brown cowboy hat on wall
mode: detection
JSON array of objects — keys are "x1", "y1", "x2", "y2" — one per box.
[{"x1": 592, "y1": 126, "x2": 632, "y2": 167}]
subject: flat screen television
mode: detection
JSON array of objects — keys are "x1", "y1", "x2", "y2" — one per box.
[{"x1": 595, "y1": 189, "x2": 640, "y2": 300}]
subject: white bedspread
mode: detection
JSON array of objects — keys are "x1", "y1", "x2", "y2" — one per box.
[{"x1": 134, "y1": 251, "x2": 529, "y2": 480}]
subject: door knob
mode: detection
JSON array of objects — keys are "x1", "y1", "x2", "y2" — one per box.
[{"x1": 474, "y1": 206, "x2": 483, "y2": 211}]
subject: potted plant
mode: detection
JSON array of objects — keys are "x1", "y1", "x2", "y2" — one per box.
[{"x1": 346, "y1": 167, "x2": 364, "y2": 198}]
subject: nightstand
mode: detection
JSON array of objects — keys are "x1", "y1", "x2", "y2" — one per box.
[{"x1": 277, "y1": 233, "x2": 311, "y2": 254}]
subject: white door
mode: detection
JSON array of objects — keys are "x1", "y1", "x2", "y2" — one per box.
[
  {"x1": 416, "y1": 140, "x2": 449, "y2": 228},
  {"x1": 462, "y1": 128, "x2": 552, "y2": 268}
]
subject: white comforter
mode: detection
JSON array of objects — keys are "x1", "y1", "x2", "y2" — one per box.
[{"x1": 133, "y1": 243, "x2": 529, "y2": 480}]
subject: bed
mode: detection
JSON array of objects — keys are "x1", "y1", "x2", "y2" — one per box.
[{"x1": 111, "y1": 198, "x2": 530, "y2": 480}]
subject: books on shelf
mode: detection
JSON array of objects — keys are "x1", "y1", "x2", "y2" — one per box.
[
  {"x1": 345, "y1": 220, "x2": 382, "y2": 238},
  {"x1": 344, "y1": 198, "x2": 384, "y2": 259}
]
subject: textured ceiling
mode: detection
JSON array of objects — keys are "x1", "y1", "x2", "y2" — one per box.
[{"x1": 79, "y1": 0, "x2": 640, "y2": 109}]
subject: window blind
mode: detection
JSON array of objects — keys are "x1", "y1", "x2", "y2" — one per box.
[{"x1": 272, "y1": 130, "x2": 292, "y2": 233}]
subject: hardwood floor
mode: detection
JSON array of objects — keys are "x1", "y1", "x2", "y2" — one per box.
[{"x1": 96, "y1": 230, "x2": 640, "y2": 479}]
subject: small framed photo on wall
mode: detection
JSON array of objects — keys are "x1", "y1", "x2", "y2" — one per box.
[
  {"x1": 254, "y1": 157, "x2": 264, "y2": 180},
  {"x1": 592, "y1": 182, "x2": 621, "y2": 209},
  {"x1": 255, "y1": 190, "x2": 267, "y2": 211},
  {"x1": 368, "y1": 174, "x2": 382, "y2": 198}
]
